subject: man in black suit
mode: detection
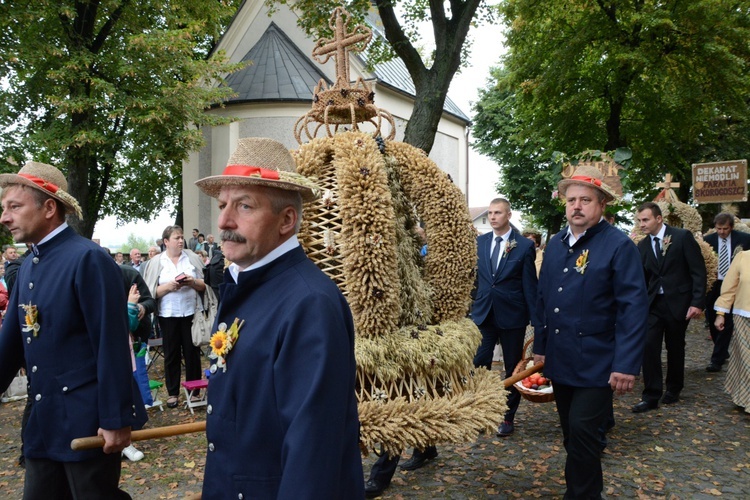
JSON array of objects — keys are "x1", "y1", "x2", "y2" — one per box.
[
  {"x1": 703, "y1": 213, "x2": 750, "y2": 372},
  {"x1": 633, "y1": 202, "x2": 706, "y2": 412},
  {"x1": 472, "y1": 197, "x2": 539, "y2": 437}
]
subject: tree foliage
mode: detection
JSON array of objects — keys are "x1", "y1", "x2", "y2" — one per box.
[
  {"x1": 473, "y1": 0, "x2": 750, "y2": 233},
  {"x1": 117, "y1": 233, "x2": 153, "y2": 254},
  {"x1": 0, "y1": 0, "x2": 245, "y2": 238},
  {"x1": 268, "y1": 0, "x2": 495, "y2": 153}
]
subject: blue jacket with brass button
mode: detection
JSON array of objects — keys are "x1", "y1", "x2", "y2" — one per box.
[
  {"x1": 202, "y1": 245, "x2": 363, "y2": 500},
  {"x1": 0, "y1": 226, "x2": 147, "y2": 461},
  {"x1": 534, "y1": 220, "x2": 648, "y2": 387}
]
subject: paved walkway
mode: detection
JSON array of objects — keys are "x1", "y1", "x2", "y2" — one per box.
[
  {"x1": 1, "y1": 321, "x2": 748, "y2": 498},
  {"x1": 364, "y1": 321, "x2": 749, "y2": 498}
]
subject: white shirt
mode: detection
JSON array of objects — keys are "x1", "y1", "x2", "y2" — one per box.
[
  {"x1": 651, "y1": 224, "x2": 667, "y2": 259},
  {"x1": 490, "y1": 228, "x2": 512, "y2": 270},
  {"x1": 157, "y1": 251, "x2": 198, "y2": 317},
  {"x1": 35, "y1": 222, "x2": 68, "y2": 248},
  {"x1": 565, "y1": 217, "x2": 605, "y2": 247},
  {"x1": 228, "y1": 235, "x2": 300, "y2": 283}
]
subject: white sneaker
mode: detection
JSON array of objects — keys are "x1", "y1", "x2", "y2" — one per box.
[{"x1": 122, "y1": 445, "x2": 144, "y2": 462}]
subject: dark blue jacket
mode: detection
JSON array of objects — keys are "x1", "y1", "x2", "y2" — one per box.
[
  {"x1": 202, "y1": 246, "x2": 363, "y2": 500},
  {"x1": 472, "y1": 229, "x2": 539, "y2": 330},
  {"x1": 535, "y1": 220, "x2": 648, "y2": 387},
  {"x1": 0, "y1": 226, "x2": 147, "y2": 461}
]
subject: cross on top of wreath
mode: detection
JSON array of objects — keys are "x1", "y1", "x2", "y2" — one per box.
[
  {"x1": 654, "y1": 173, "x2": 682, "y2": 203},
  {"x1": 312, "y1": 7, "x2": 371, "y2": 88},
  {"x1": 656, "y1": 173, "x2": 680, "y2": 190},
  {"x1": 293, "y1": 6, "x2": 396, "y2": 143}
]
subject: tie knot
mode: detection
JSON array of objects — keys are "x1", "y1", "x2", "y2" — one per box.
[
  {"x1": 495, "y1": 236, "x2": 502, "y2": 243},
  {"x1": 654, "y1": 236, "x2": 660, "y2": 243}
]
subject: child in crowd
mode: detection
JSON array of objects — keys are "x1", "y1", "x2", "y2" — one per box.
[{"x1": 123, "y1": 284, "x2": 145, "y2": 462}]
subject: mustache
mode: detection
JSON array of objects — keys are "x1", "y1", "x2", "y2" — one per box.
[
  {"x1": 571, "y1": 210, "x2": 584, "y2": 217},
  {"x1": 220, "y1": 230, "x2": 246, "y2": 243}
]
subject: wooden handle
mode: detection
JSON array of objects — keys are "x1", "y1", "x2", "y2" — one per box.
[
  {"x1": 502, "y1": 361, "x2": 544, "y2": 388},
  {"x1": 71, "y1": 421, "x2": 207, "y2": 451}
]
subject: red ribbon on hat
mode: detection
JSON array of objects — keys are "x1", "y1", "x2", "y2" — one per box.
[
  {"x1": 18, "y1": 173, "x2": 59, "y2": 194},
  {"x1": 223, "y1": 165, "x2": 280, "y2": 180},
  {"x1": 570, "y1": 175, "x2": 602, "y2": 187}
]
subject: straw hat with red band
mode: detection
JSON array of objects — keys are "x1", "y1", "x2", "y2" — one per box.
[
  {"x1": 195, "y1": 137, "x2": 320, "y2": 202},
  {"x1": 0, "y1": 161, "x2": 83, "y2": 219},
  {"x1": 557, "y1": 164, "x2": 618, "y2": 203}
]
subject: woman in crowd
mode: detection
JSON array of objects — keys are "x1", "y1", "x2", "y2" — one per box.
[
  {"x1": 714, "y1": 249, "x2": 750, "y2": 413},
  {"x1": 144, "y1": 225, "x2": 206, "y2": 408}
]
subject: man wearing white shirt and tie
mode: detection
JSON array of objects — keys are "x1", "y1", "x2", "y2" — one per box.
[
  {"x1": 471, "y1": 198, "x2": 539, "y2": 437},
  {"x1": 703, "y1": 213, "x2": 750, "y2": 372},
  {"x1": 634, "y1": 202, "x2": 706, "y2": 413}
]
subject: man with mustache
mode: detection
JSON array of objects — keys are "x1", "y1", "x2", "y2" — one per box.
[
  {"x1": 535, "y1": 165, "x2": 648, "y2": 499},
  {"x1": 195, "y1": 138, "x2": 363, "y2": 499}
]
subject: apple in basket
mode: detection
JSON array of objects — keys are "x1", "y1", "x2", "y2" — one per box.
[
  {"x1": 517, "y1": 361, "x2": 552, "y2": 392},
  {"x1": 521, "y1": 373, "x2": 551, "y2": 390}
]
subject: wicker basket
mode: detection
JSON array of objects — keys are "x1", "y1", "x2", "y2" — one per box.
[{"x1": 512, "y1": 338, "x2": 555, "y2": 403}]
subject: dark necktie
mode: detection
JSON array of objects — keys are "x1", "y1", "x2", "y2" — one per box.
[
  {"x1": 653, "y1": 237, "x2": 662, "y2": 262},
  {"x1": 719, "y1": 238, "x2": 730, "y2": 277},
  {"x1": 490, "y1": 236, "x2": 502, "y2": 275}
]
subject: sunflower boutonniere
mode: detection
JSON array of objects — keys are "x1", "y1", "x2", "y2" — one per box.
[
  {"x1": 503, "y1": 239, "x2": 517, "y2": 258},
  {"x1": 20, "y1": 303, "x2": 40, "y2": 337},
  {"x1": 209, "y1": 318, "x2": 245, "y2": 372},
  {"x1": 661, "y1": 235, "x2": 672, "y2": 256},
  {"x1": 575, "y1": 249, "x2": 590, "y2": 275}
]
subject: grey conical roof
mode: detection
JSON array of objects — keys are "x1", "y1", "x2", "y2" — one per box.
[{"x1": 224, "y1": 22, "x2": 331, "y2": 102}]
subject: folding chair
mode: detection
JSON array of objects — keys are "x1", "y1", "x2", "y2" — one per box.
[
  {"x1": 146, "y1": 380, "x2": 164, "y2": 411},
  {"x1": 147, "y1": 338, "x2": 164, "y2": 371},
  {"x1": 181, "y1": 379, "x2": 208, "y2": 415}
]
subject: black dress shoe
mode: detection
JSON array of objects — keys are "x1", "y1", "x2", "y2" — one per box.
[
  {"x1": 496, "y1": 420, "x2": 515, "y2": 437},
  {"x1": 400, "y1": 447, "x2": 438, "y2": 471},
  {"x1": 706, "y1": 363, "x2": 722, "y2": 372},
  {"x1": 632, "y1": 400, "x2": 658, "y2": 413},
  {"x1": 364, "y1": 479, "x2": 388, "y2": 498},
  {"x1": 661, "y1": 392, "x2": 680, "y2": 405}
]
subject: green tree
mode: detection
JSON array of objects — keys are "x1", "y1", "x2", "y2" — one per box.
[
  {"x1": 474, "y1": 0, "x2": 750, "y2": 232},
  {"x1": 117, "y1": 233, "x2": 153, "y2": 254},
  {"x1": 0, "y1": 0, "x2": 245, "y2": 238},
  {"x1": 269, "y1": 0, "x2": 494, "y2": 153}
]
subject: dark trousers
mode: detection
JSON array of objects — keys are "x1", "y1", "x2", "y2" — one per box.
[
  {"x1": 368, "y1": 451, "x2": 401, "y2": 485},
  {"x1": 24, "y1": 453, "x2": 130, "y2": 500},
  {"x1": 555, "y1": 384, "x2": 612, "y2": 500},
  {"x1": 473, "y1": 317, "x2": 524, "y2": 422},
  {"x1": 642, "y1": 297, "x2": 689, "y2": 402},
  {"x1": 159, "y1": 315, "x2": 202, "y2": 396},
  {"x1": 706, "y1": 280, "x2": 733, "y2": 366},
  {"x1": 368, "y1": 446, "x2": 437, "y2": 485}
]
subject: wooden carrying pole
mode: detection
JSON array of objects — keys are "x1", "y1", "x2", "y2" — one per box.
[
  {"x1": 70, "y1": 363, "x2": 545, "y2": 451},
  {"x1": 73, "y1": 363, "x2": 545, "y2": 500},
  {"x1": 70, "y1": 421, "x2": 207, "y2": 451},
  {"x1": 502, "y1": 361, "x2": 543, "y2": 388}
]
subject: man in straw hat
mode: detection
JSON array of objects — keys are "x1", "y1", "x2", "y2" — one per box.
[
  {"x1": 195, "y1": 137, "x2": 363, "y2": 499},
  {"x1": 0, "y1": 161, "x2": 147, "y2": 498},
  {"x1": 534, "y1": 165, "x2": 648, "y2": 499}
]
